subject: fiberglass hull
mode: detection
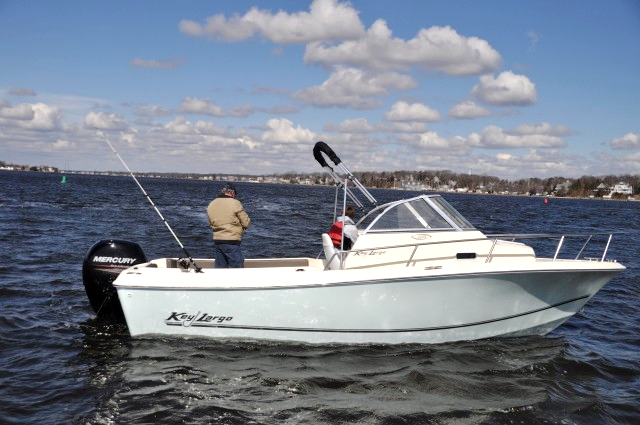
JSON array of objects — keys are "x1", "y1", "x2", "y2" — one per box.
[{"x1": 113, "y1": 260, "x2": 622, "y2": 344}]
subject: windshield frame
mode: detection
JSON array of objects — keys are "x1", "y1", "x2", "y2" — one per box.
[{"x1": 356, "y1": 194, "x2": 475, "y2": 234}]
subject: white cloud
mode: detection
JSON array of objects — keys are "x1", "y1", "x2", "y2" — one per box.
[
  {"x1": 162, "y1": 115, "x2": 196, "y2": 134},
  {"x1": 520, "y1": 150, "x2": 587, "y2": 175},
  {"x1": 326, "y1": 118, "x2": 377, "y2": 133},
  {"x1": 393, "y1": 132, "x2": 472, "y2": 166},
  {"x1": 512, "y1": 122, "x2": 573, "y2": 136},
  {"x1": 527, "y1": 31, "x2": 540, "y2": 51},
  {"x1": 84, "y1": 111, "x2": 128, "y2": 130},
  {"x1": 234, "y1": 135, "x2": 259, "y2": 150},
  {"x1": 471, "y1": 71, "x2": 537, "y2": 105},
  {"x1": 448, "y1": 101, "x2": 490, "y2": 119},
  {"x1": 483, "y1": 149, "x2": 592, "y2": 178},
  {"x1": 179, "y1": 97, "x2": 224, "y2": 117},
  {"x1": 0, "y1": 103, "x2": 35, "y2": 120},
  {"x1": 180, "y1": 1, "x2": 499, "y2": 77},
  {"x1": 133, "y1": 104, "x2": 173, "y2": 117},
  {"x1": 610, "y1": 132, "x2": 640, "y2": 149},
  {"x1": 179, "y1": 14, "x2": 257, "y2": 41},
  {"x1": 9, "y1": 87, "x2": 37, "y2": 96},
  {"x1": 384, "y1": 101, "x2": 440, "y2": 122},
  {"x1": 228, "y1": 104, "x2": 255, "y2": 118},
  {"x1": 29, "y1": 103, "x2": 62, "y2": 130},
  {"x1": 179, "y1": 0, "x2": 364, "y2": 44},
  {"x1": 178, "y1": 19, "x2": 207, "y2": 37},
  {"x1": 469, "y1": 125, "x2": 566, "y2": 149},
  {"x1": 195, "y1": 120, "x2": 228, "y2": 136},
  {"x1": 130, "y1": 58, "x2": 185, "y2": 69},
  {"x1": 417, "y1": 131, "x2": 455, "y2": 149},
  {"x1": 52, "y1": 139, "x2": 72, "y2": 149},
  {"x1": 0, "y1": 102, "x2": 62, "y2": 130},
  {"x1": 305, "y1": 21, "x2": 501, "y2": 75},
  {"x1": 36, "y1": 93, "x2": 108, "y2": 118},
  {"x1": 260, "y1": 118, "x2": 316, "y2": 144},
  {"x1": 390, "y1": 122, "x2": 428, "y2": 133},
  {"x1": 120, "y1": 132, "x2": 137, "y2": 144},
  {"x1": 292, "y1": 67, "x2": 416, "y2": 108}
]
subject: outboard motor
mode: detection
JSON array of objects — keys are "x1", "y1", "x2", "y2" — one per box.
[{"x1": 82, "y1": 239, "x2": 147, "y2": 321}]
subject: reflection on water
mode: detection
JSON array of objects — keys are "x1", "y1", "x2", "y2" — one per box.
[{"x1": 79, "y1": 317, "x2": 571, "y2": 424}]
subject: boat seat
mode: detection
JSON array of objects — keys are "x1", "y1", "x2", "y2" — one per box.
[{"x1": 321, "y1": 233, "x2": 342, "y2": 270}]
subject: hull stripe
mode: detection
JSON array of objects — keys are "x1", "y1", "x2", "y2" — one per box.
[{"x1": 164, "y1": 294, "x2": 589, "y2": 334}]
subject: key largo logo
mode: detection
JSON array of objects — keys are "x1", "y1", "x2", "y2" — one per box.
[{"x1": 165, "y1": 311, "x2": 233, "y2": 328}]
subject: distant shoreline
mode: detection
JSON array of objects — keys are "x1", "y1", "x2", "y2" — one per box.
[{"x1": 2, "y1": 168, "x2": 637, "y2": 202}]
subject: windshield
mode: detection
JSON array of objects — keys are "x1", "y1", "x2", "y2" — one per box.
[
  {"x1": 429, "y1": 196, "x2": 474, "y2": 229},
  {"x1": 358, "y1": 195, "x2": 475, "y2": 233}
]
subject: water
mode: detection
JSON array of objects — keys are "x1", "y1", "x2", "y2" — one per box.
[{"x1": 1, "y1": 170, "x2": 639, "y2": 424}]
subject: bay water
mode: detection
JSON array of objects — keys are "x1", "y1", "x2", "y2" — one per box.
[{"x1": 1, "y1": 171, "x2": 638, "y2": 424}]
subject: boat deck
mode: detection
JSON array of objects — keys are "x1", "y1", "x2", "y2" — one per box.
[{"x1": 162, "y1": 257, "x2": 326, "y2": 270}]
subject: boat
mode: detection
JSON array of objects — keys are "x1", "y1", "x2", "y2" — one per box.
[{"x1": 82, "y1": 142, "x2": 625, "y2": 344}]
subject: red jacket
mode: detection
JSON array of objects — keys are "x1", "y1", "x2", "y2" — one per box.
[{"x1": 329, "y1": 221, "x2": 353, "y2": 250}]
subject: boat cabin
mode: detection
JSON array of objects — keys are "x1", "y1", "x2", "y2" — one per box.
[{"x1": 322, "y1": 194, "x2": 535, "y2": 270}]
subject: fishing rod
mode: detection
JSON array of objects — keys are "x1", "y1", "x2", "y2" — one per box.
[{"x1": 95, "y1": 128, "x2": 202, "y2": 273}]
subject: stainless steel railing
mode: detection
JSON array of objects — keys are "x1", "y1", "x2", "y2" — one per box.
[
  {"x1": 323, "y1": 232, "x2": 617, "y2": 270},
  {"x1": 484, "y1": 233, "x2": 614, "y2": 263}
]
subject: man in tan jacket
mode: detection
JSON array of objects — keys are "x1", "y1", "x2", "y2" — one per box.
[{"x1": 207, "y1": 183, "x2": 251, "y2": 268}]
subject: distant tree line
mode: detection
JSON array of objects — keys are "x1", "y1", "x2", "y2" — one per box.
[
  {"x1": 2, "y1": 159, "x2": 638, "y2": 198},
  {"x1": 299, "y1": 170, "x2": 640, "y2": 198}
]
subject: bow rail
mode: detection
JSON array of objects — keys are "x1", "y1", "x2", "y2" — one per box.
[{"x1": 323, "y1": 232, "x2": 618, "y2": 270}]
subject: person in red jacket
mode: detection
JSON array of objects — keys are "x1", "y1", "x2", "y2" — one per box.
[{"x1": 328, "y1": 206, "x2": 358, "y2": 250}]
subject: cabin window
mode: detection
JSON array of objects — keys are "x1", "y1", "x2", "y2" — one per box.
[
  {"x1": 429, "y1": 197, "x2": 474, "y2": 229},
  {"x1": 408, "y1": 199, "x2": 452, "y2": 229},
  {"x1": 359, "y1": 195, "x2": 476, "y2": 233},
  {"x1": 371, "y1": 203, "x2": 425, "y2": 230}
]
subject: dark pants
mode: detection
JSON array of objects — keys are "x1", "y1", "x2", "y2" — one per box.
[{"x1": 214, "y1": 243, "x2": 244, "y2": 268}]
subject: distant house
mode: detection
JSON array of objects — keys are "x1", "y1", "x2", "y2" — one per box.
[
  {"x1": 613, "y1": 182, "x2": 633, "y2": 195},
  {"x1": 591, "y1": 182, "x2": 609, "y2": 198},
  {"x1": 554, "y1": 180, "x2": 571, "y2": 194},
  {"x1": 401, "y1": 181, "x2": 422, "y2": 191}
]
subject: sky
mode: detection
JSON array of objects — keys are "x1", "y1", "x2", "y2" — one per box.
[{"x1": 1, "y1": 0, "x2": 639, "y2": 180}]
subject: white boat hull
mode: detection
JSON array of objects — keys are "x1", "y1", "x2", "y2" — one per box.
[{"x1": 114, "y1": 260, "x2": 622, "y2": 344}]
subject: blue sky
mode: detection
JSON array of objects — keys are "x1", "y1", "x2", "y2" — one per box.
[{"x1": 1, "y1": 0, "x2": 639, "y2": 179}]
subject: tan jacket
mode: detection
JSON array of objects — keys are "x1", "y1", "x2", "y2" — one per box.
[{"x1": 207, "y1": 195, "x2": 251, "y2": 242}]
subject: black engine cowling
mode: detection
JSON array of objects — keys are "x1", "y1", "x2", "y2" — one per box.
[{"x1": 82, "y1": 239, "x2": 147, "y2": 320}]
